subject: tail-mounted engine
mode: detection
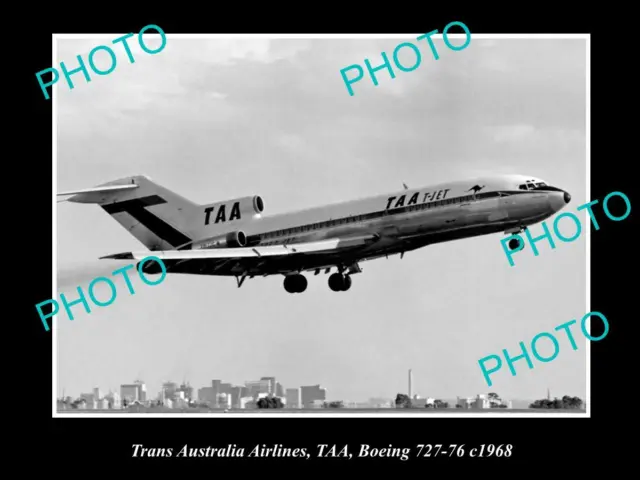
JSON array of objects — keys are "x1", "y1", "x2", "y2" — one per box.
[
  {"x1": 192, "y1": 231, "x2": 247, "y2": 249},
  {"x1": 202, "y1": 195, "x2": 264, "y2": 226}
]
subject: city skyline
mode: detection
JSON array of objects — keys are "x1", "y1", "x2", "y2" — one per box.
[
  {"x1": 59, "y1": 371, "x2": 571, "y2": 406},
  {"x1": 55, "y1": 35, "x2": 588, "y2": 403}
]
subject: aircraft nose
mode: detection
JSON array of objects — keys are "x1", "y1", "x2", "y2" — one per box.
[{"x1": 548, "y1": 190, "x2": 570, "y2": 212}]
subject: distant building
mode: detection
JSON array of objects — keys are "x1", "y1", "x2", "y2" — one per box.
[
  {"x1": 121, "y1": 385, "x2": 138, "y2": 403},
  {"x1": 261, "y1": 377, "x2": 276, "y2": 394},
  {"x1": 231, "y1": 386, "x2": 249, "y2": 408},
  {"x1": 217, "y1": 393, "x2": 231, "y2": 409},
  {"x1": 275, "y1": 382, "x2": 284, "y2": 397},
  {"x1": 246, "y1": 379, "x2": 271, "y2": 398},
  {"x1": 135, "y1": 380, "x2": 146, "y2": 402},
  {"x1": 301, "y1": 385, "x2": 326, "y2": 408},
  {"x1": 198, "y1": 387, "x2": 216, "y2": 405},
  {"x1": 178, "y1": 382, "x2": 193, "y2": 401},
  {"x1": 105, "y1": 391, "x2": 121, "y2": 409},
  {"x1": 80, "y1": 393, "x2": 97, "y2": 409},
  {"x1": 198, "y1": 380, "x2": 236, "y2": 407},
  {"x1": 121, "y1": 380, "x2": 146, "y2": 404},
  {"x1": 286, "y1": 388, "x2": 301, "y2": 408},
  {"x1": 161, "y1": 382, "x2": 178, "y2": 401},
  {"x1": 173, "y1": 395, "x2": 188, "y2": 409},
  {"x1": 211, "y1": 380, "x2": 222, "y2": 396},
  {"x1": 308, "y1": 399, "x2": 324, "y2": 408},
  {"x1": 457, "y1": 395, "x2": 491, "y2": 409},
  {"x1": 412, "y1": 397, "x2": 427, "y2": 408},
  {"x1": 472, "y1": 394, "x2": 491, "y2": 409}
]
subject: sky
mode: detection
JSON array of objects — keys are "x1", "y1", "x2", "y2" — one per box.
[{"x1": 55, "y1": 35, "x2": 588, "y2": 404}]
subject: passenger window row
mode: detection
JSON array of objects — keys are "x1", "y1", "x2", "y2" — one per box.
[{"x1": 260, "y1": 192, "x2": 494, "y2": 241}]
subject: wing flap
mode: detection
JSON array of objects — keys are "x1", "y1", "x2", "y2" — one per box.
[{"x1": 100, "y1": 234, "x2": 377, "y2": 261}]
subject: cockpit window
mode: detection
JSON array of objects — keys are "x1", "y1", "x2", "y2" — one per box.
[
  {"x1": 519, "y1": 181, "x2": 549, "y2": 191},
  {"x1": 518, "y1": 181, "x2": 563, "y2": 193}
]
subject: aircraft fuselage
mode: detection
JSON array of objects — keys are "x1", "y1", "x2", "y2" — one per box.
[
  {"x1": 201, "y1": 174, "x2": 571, "y2": 279},
  {"x1": 80, "y1": 172, "x2": 572, "y2": 293}
]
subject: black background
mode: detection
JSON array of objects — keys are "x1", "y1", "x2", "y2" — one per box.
[{"x1": 14, "y1": 6, "x2": 630, "y2": 472}]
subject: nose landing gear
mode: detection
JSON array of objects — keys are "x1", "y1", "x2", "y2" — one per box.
[
  {"x1": 508, "y1": 237, "x2": 522, "y2": 250},
  {"x1": 505, "y1": 226, "x2": 528, "y2": 251}
]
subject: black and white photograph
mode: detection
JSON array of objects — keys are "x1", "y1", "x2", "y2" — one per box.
[{"x1": 50, "y1": 32, "x2": 591, "y2": 418}]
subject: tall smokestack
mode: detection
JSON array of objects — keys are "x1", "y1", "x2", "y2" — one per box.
[{"x1": 408, "y1": 369, "x2": 413, "y2": 398}]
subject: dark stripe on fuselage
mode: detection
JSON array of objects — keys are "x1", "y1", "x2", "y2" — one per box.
[
  {"x1": 101, "y1": 195, "x2": 192, "y2": 248},
  {"x1": 245, "y1": 189, "x2": 538, "y2": 246}
]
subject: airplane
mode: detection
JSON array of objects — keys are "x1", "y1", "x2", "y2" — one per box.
[{"x1": 57, "y1": 173, "x2": 571, "y2": 294}]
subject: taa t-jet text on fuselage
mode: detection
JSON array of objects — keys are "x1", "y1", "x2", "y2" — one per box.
[{"x1": 57, "y1": 174, "x2": 571, "y2": 293}]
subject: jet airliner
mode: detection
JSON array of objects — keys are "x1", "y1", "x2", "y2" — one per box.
[{"x1": 57, "y1": 174, "x2": 571, "y2": 293}]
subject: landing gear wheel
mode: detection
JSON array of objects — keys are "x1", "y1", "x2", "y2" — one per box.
[
  {"x1": 284, "y1": 274, "x2": 307, "y2": 293},
  {"x1": 508, "y1": 238, "x2": 522, "y2": 250},
  {"x1": 295, "y1": 275, "x2": 307, "y2": 293},
  {"x1": 328, "y1": 273, "x2": 352, "y2": 292},
  {"x1": 284, "y1": 276, "x2": 296, "y2": 293},
  {"x1": 328, "y1": 273, "x2": 343, "y2": 292}
]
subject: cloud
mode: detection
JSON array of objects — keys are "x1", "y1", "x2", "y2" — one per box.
[
  {"x1": 56, "y1": 37, "x2": 312, "y2": 130},
  {"x1": 488, "y1": 124, "x2": 536, "y2": 143}
]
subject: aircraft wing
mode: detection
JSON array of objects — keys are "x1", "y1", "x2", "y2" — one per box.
[{"x1": 100, "y1": 234, "x2": 378, "y2": 277}]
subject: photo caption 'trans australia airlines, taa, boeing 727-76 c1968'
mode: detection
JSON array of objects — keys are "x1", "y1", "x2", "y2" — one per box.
[{"x1": 57, "y1": 173, "x2": 571, "y2": 294}]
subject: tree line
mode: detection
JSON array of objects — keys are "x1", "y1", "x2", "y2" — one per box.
[
  {"x1": 255, "y1": 396, "x2": 346, "y2": 409},
  {"x1": 395, "y1": 394, "x2": 449, "y2": 408},
  {"x1": 529, "y1": 395, "x2": 583, "y2": 409}
]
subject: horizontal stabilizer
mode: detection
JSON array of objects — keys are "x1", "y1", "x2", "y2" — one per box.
[{"x1": 57, "y1": 184, "x2": 139, "y2": 199}]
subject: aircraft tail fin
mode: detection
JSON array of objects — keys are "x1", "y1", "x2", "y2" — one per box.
[{"x1": 58, "y1": 175, "x2": 199, "y2": 250}]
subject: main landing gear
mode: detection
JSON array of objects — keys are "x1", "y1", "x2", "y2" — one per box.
[
  {"x1": 283, "y1": 264, "x2": 358, "y2": 293},
  {"x1": 328, "y1": 272, "x2": 352, "y2": 292},
  {"x1": 284, "y1": 274, "x2": 307, "y2": 293}
]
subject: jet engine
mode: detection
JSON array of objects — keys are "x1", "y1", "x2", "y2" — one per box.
[
  {"x1": 202, "y1": 195, "x2": 265, "y2": 225},
  {"x1": 232, "y1": 195, "x2": 264, "y2": 218},
  {"x1": 192, "y1": 231, "x2": 247, "y2": 249}
]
